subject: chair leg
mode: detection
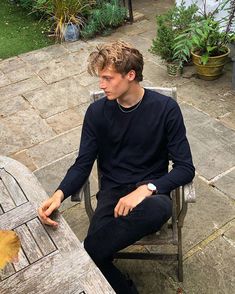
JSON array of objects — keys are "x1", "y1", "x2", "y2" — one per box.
[{"x1": 178, "y1": 227, "x2": 183, "y2": 282}]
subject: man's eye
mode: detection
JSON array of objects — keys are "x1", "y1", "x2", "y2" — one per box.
[{"x1": 105, "y1": 77, "x2": 111, "y2": 81}]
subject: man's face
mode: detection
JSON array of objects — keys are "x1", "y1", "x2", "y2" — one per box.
[{"x1": 98, "y1": 66, "x2": 134, "y2": 100}]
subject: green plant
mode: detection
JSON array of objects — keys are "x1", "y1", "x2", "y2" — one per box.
[
  {"x1": 34, "y1": 0, "x2": 95, "y2": 41},
  {"x1": 174, "y1": 0, "x2": 235, "y2": 65},
  {"x1": 81, "y1": 0, "x2": 127, "y2": 39},
  {"x1": 151, "y1": 10, "x2": 176, "y2": 62},
  {"x1": 150, "y1": 1, "x2": 198, "y2": 65}
]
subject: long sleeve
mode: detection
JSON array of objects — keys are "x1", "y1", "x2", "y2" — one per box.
[
  {"x1": 146, "y1": 100, "x2": 195, "y2": 194},
  {"x1": 57, "y1": 105, "x2": 98, "y2": 199}
]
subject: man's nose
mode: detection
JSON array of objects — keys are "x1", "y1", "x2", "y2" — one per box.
[{"x1": 99, "y1": 79, "x2": 106, "y2": 90}]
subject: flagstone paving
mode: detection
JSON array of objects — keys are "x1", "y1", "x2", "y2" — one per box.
[{"x1": 0, "y1": 0, "x2": 234, "y2": 293}]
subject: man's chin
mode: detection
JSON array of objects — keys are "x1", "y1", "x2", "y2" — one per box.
[{"x1": 106, "y1": 94, "x2": 117, "y2": 100}]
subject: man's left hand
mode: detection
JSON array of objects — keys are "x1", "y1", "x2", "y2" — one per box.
[{"x1": 114, "y1": 185, "x2": 153, "y2": 218}]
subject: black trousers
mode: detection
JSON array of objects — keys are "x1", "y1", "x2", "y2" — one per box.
[{"x1": 84, "y1": 185, "x2": 172, "y2": 294}]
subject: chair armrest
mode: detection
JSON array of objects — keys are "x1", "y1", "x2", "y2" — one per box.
[
  {"x1": 71, "y1": 189, "x2": 83, "y2": 202},
  {"x1": 183, "y1": 182, "x2": 196, "y2": 203},
  {"x1": 177, "y1": 182, "x2": 196, "y2": 227}
]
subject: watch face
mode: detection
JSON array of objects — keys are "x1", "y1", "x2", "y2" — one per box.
[{"x1": 148, "y1": 183, "x2": 156, "y2": 191}]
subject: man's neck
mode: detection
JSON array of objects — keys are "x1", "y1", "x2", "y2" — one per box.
[{"x1": 117, "y1": 84, "x2": 145, "y2": 108}]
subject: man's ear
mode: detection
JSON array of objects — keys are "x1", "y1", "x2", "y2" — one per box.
[{"x1": 127, "y1": 70, "x2": 136, "y2": 81}]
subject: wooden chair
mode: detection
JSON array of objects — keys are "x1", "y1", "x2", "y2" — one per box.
[{"x1": 72, "y1": 87, "x2": 196, "y2": 282}]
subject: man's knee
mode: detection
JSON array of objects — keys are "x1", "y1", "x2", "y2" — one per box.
[
  {"x1": 141, "y1": 195, "x2": 172, "y2": 226},
  {"x1": 84, "y1": 235, "x2": 110, "y2": 265}
]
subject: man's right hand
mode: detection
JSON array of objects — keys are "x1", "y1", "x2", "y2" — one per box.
[{"x1": 38, "y1": 190, "x2": 64, "y2": 228}]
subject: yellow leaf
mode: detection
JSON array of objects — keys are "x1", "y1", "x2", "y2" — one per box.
[{"x1": 0, "y1": 230, "x2": 21, "y2": 270}]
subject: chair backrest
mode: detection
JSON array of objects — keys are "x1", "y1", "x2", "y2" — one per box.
[{"x1": 91, "y1": 86, "x2": 177, "y2": 102}]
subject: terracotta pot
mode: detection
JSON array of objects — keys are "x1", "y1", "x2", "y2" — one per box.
[{"x1": 191, "y1": 48, "x2": 230, "y2": 80}]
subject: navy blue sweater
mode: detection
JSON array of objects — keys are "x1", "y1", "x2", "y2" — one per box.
[{"x1": 58, "y1": 89, "x2": 195, "y2": 199}]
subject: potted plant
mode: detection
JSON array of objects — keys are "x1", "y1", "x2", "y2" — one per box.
[
  {"x1": 35, "y1": 0, "x2": 95, "y2": 42},
  {"x1": 174, "y1": 0, "x2": 235, "y2": 80},
  {"x1": 150, "y1": 1, "x2": 198, "y2": 76}
]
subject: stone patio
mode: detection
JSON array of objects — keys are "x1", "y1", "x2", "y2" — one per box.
[{"x1": 0, "y1": 0, "x2": 234, "y2": 293}]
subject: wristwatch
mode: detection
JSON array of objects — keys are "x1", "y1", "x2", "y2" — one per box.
[{"x1": 147, "y1": 183, "x2": 157, "y2": 194}]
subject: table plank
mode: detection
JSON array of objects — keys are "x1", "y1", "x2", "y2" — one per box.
[
  {"x1": 27, "y1": 218, "x2": 56, "y2": 255},
  {"x1": 0, "y1": 263, "x2": 15, "y2": 281},
  {"x1": 0, "y1": 169, "x2": 27, "y2": 206},
  {"x1": 0, "y1": 251, "x2": 114, "y2": 294},
  {"x1": 13, "y1": 247, "x2": 29, "y2": 272},
  {"x1": 79, "y1": 268, "x2": 115, "y2": 294},
  {"x1": 15, "y1": 224, "x2": 43, "y2": 264},
  {"x1": 0, "y1": 201, "x2": 37, "y2": 230},
  {"x1": 0, "y1": 179, "x2": 16, "y2": 212}
]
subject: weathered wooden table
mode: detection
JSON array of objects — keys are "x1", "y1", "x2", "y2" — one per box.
[{"x1": 0, "y1": 156, "x2": 114, "y2": 294}]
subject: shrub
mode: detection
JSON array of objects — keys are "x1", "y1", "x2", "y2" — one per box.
[
  {"x1": 81, "y1": 0, "x2": 127, "y2": 39},
  {"x1": 150, "y1": 0, "x2": 198, "y2": 64}
]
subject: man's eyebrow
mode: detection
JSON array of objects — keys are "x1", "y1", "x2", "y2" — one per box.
[{"x1": 101, "y1": 75, "x2": 113, "y2": 78}]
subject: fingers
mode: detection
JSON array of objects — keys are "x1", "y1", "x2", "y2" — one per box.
[
  {"x1": 114, "y1": 200, "x2": 132, "y2": 218},
  {"x1": 45, "y1": 202, "x2": 58, "y2": 217},
  {"x1": 38, "y1": 198, "x2": 59, "y2": 227},
  {"x1": 38, "y1": 206, "x2": 58, "y2": 227}
]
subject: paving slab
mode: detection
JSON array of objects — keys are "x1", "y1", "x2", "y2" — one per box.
[
  {"x1": 181, "y1": 103, "x2": 235, "y2": 180},
  {"x1": 116, "y1": 259, "x2": 177, "y2": 294},
  {"x1": 34, "y1": 151, "x2": 98, "y2": 198},
  {"x1": 61, "y1": 203, "x2": 90, "y2": 241},
  {"x1": 35, "y1": 53, "x2": 87, "y2": 84},
  {"x1": 11, "y1": 149, "x2": 37, "y2": 172},
  {"x1": 183, "y1": 228, "x2": 235, "y2": 294},
  {"x1": 143, "y1": 60, "x2": 192, "y2": 88},
  {"x1": 62, "y1": 40, "x2": 89, "y2": 53},
  {"x1": 19, "y1": 44, "x2": 69, "y2": 64},
  {"x1": 0, "y1": 108, "x2": 55, "y2": 155},
  {"x1": 33, "y1": 153, "x2": 77, "y2": 197},
  {"x1": 73, "y1": 72, "x2": 99, "y2": 87},
  {"x1": 177, "y1": 71, "x2": 235, "y2": 119},
  {"x1": 46, "y1": 106, "x2": 85, "y2": 134},
  {"x1": 5, "y1": 65, "x2": 36, "y2": 83},
  {"x1": 146, "y1": 176, "x2": 235, "y2": 256},
  {"x1": 121, "y1": 35, "x2": 153, "y2": 59},
  {"x1": 27, "y1": 126, "x2": 82, "y2": 168},
  {"x1": 212, "y1": 168, "x2": 235, "y2": 200},
  {"x1": 115, "y1": 22, "x2": 148, "y2": 36},
  {"x1": 0, "y1": 56, "x2": 26, "y2": 73},
  {"x1": 220, "y1": 111, "x2": 235, "y2": 130},
  {"x1": 0, "y1": 76, "x2": 45, "y2": 100},
  {"x1": 0, "y1": 70, "x2": 11, "y2": 87},
  {"x1": 0, "y1": 95, "x2": 29, "y2": 118},
  {"x1": 182, "y1": 176, "x2": 235, "y2": 252},
  {"x1": 23, "y1": 77, "x2": 90, "y2": 118}
]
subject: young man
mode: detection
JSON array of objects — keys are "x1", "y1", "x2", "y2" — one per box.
[{"x1": 38, "y1": 41, "x2": 195, "y2": 294}]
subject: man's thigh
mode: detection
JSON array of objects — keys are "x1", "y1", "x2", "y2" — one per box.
[
  {"x1": 85, "y1": 190, "x2": 172, "y2": 259},
  {"x1": 87, "y1": 186, "x2": 133, "y2": 236}
]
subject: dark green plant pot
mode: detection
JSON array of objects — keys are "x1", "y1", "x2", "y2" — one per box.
[
  {"x1": 166, "y1": 62, "x2": 183, "y2": 77},
  {"x1": 191, "y1": 48, "x2": 230, "y2": 80}
]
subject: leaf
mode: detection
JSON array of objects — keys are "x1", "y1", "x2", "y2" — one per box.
[
  {"x1": 0, "y1": 230, "x2": 21, "y2": 270},
  {"x1": 201, "y1": 53, "x2": 209, "y2": 65}
]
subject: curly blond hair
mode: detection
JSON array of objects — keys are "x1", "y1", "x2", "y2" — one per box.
[{"x1": 87, "y1": 41, "x2": 144, "y2": 82}]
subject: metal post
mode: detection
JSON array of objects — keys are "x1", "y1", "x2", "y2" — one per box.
[
  {"x1": 232, "y1": 58, "x2": 235, "y2": 90},
  {"x1": 127, "y1": 0, "x2": 133, "y2": 23}
]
